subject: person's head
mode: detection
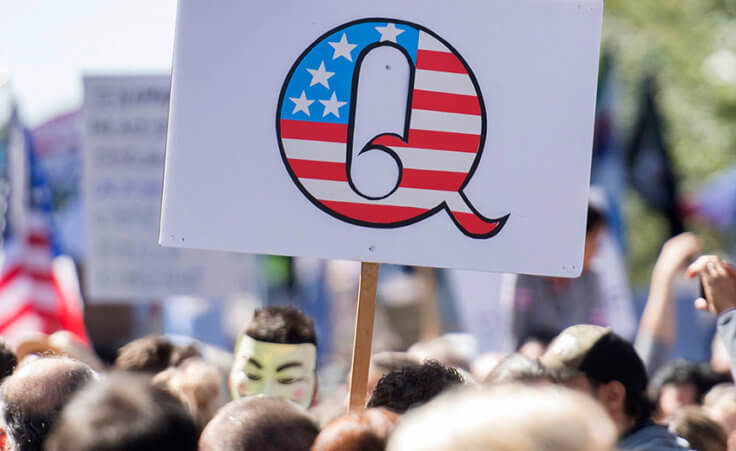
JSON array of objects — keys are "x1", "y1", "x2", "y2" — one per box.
[
  {"x1": 583, "y1": 203, "x2": 607, "y2": 271},
  {"x1": 648, "y1": 360, "x2": 707, "y2": 421},
  {"x1": 367, "y1": 360, "x2": 463, "y2": 414},
  {"x1": 230, "y1": 306, "x2": 318, "y2": 408},
  {"x1": 44, "y1": 372, "x2": 199, "y2": 451},
  {"x1": 704, "y1": 384, "x2": 736, "y2": 448},
  {"x1": 387, "y1": 384, "x2": 617, "y2": 451},
  {"x1": 668, "y1": 407, "x2": 727, "y2": 451},
  {"x1": 541, "y1": 325, "x2": 649, "y2": 434},
  {"x1": 0, "y1": 357, "x2": 95, "y2": 451},
  {"x1": 517, "y1": 328, "x2": 558, "y2": 358},
  {"x1": 16, "y1": 331, "x2": 104, "y2": 371},
  {"x1": 483, "y1": 353, "x2": 554, "y2": 385},
  {"x1": 153, "y1": 358, "x2": 225, "y2": 427},
  {"x1": 470, "y1": 352, "x2": 505, "y2": 382},
  {"x1": 114, "y1": 335, "x2": 198, "y2": 374},
  {"x1": 367, "y1": 352, "x2": 422, "y2": 395},
  {"x1": 311, "y1": 408, "x2": 399, "y2": 451},
  {"x1": 199, "y1": 396, "x2": 319, "y2": 451},
  {"x1": 0, "y1": 337, "x2": 17, "y2": 381}
]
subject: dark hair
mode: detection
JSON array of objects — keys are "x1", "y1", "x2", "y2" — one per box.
[
  {"x1": 578, "y1": 333, "x2": 651, "y2": 421},
  {"x1": 311, "y1": 408, "x2": 398, "y2": 451},
  {"x1": 245, "y1": 306, "x2": 317, "y2": 346},
  {"x1": 199, "y1": 396, "x2": 319, "y2": 451},
  {"x1": 648, "y1": 360, "x2": 709, "y2": 408},
  {"x1": 367, "y1": 360, "x2": 464, "y2": 413},
  {"x1": 586, "y1": 204, "x2": 606, "y2": 233},
  {"x1": 1, "y1": 357, "x2": 95, "y2": 451},
  {"x1": 0, "y1": 337, "x2": 17, "y2": 381},
  {"x1": 44, "y1": 372, "x2": 199, "y2": 451},
  {"x1": 484, "y1": 353, "x2": 554, "y2": 385},
  {"x1": 114, "y1": 335, "x2": 198, "y2": 373}
]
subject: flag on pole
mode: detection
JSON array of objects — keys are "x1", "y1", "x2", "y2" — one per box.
[
  {"x1": 590, "y1": 50, "x2": 627, "y2": 246},
  {"x1": 626, "y1": 77, "x2": 684, "y2": 237},
  {"x1": 0, "y1": 108, "x2": 89, "y2": 346}
]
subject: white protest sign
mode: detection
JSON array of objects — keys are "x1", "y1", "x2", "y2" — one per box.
[
  {"x1": 82, "y1": 76, "x2": 254, "y2": 300},
  {"x1": 160, "y1": 0, "x2": 603, "y2": 276},
  {"x1": 447, "y1": 270, "x2": 514, "y2": 353}
]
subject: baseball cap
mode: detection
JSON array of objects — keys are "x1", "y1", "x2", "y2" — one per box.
[{"x1": 541, "y1": 325, "x2": 648, "y2": 398}]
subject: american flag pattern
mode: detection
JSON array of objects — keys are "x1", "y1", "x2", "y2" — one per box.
[
  {"x1": 277, "y1": 19, "x2": 508, "y2": 238},
  {"x1": 0, "y1": 116, "x2": 89, "y2": 346}
]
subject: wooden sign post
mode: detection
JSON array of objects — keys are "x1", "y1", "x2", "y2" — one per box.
[{"x1": 347, "y1": 262, "x2": 380, "y2": 412}]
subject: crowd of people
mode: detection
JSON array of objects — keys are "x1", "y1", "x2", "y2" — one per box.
[{"x1": 0, "y1": 230, "x2": 735, "y2": 450}]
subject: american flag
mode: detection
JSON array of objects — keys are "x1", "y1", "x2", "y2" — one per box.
[
  {"x1": 0, "y1": 109, "x2": 88, "y2": 346},
  {"x1": 278, "y1": 20, "x2": 506, "y2": 238}
]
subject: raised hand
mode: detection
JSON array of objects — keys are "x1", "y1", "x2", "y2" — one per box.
[
  {"x1": 687, "y1": 255, "x2": 736, "y2": 316},
  {"x1": 652, "y1": 232, "x2": 701, "y2": 283}
]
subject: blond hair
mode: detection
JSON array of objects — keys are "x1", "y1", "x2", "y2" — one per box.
[
  {"x1": 387, "y1": 384, "x2": 617, "y2": 451},
  {"x1": 153, "y1": 358, "x2": 224, "y2": 427},
  {"x1": 668, "y1": 406, "x2": 727, "y2": 451},
  {"x1": 704, "y1": 384, "x2": 736, "y2": 437}
]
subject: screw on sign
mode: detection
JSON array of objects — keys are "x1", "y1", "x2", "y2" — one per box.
[{"x1": 277, "y1": 19, "x2": 509, "y2": 238}]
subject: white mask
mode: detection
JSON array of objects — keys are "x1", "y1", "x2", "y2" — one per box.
[{"x1": 229, "y1": 335, "x2": 317, "y2": 408}]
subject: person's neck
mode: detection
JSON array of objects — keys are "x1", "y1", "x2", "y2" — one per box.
[{"x1": 617, "y1": 414, "x2": 640, "y2": 437}]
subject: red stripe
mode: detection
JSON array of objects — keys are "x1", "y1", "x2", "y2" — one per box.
[
  {"x1": 289, "y1": 158, "x2": 468, "y2": 191},
  {"x1": 412, "y1": 90, "x2": 481, "y2": 115},
  {"x1": 26, "y1": 232, "x2": 49, "y2": 246},
  {"x1": 0, "y1": 265, "x2": 22, "y2": 289},
  {"x1": 37, "y1": 309, "x2": 61, "y2": 335},
  {"x1": 373, "y1": 130, "x2": 480, "y2": 153},
  {"x1": 320, "y1": 200, "x2": 429, "y2": 224},
  {"x1": 449, "y1": 211, "x2": 501, "y2": 236},
  {"x1": 280, "y1": 119, "x2": 348, "y2": 143},
  {"x1": 0, "y1": 265, "x2": 54, "y2": 288},
  {"x1": 416, "y1": 50, "x2": 467, "y2": 74},
  {"x1": 28, "y1": 269, "x2": 54, "y2": 284},
  {"x1": 400, "y1": 169, "x2": 467, "y2": 191},
  {"x1": 288, "y1": 159, "x2": 347, "y2": 182},
  {"x1": 290, "y1": 158, "x2": 466, "y2": 191},
  {"x1": 0, "y1": 303, "x2": 35, "y2": 332}
]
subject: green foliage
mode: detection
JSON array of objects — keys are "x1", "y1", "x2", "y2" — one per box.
[{"x1": 603, "y1": 1, "x2": 736, "y2": 284}]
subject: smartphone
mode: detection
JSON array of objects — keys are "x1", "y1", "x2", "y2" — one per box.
[{"x1": 699, "y1": 276, "x2": 706, "y2": 301}]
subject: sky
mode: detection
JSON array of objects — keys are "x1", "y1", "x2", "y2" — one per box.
[{"x1": 0, "y1": 0, "x2": 177, "y2": 127}]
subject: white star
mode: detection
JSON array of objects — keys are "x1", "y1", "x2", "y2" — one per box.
[
  {"x1": 306, "y1": 61, "x2": 334, "y2": 89},
  {"x1": 375, "y1": 23, "x2": 405, "y2": 43},
  {"x1": 289, "y1": 90, "x2": 314, "y2": 116},
  {"x1": 319, "y1": 92, "x2": 347, "y2": 118},
  {"x1": 328, "y1": 33, "x2": 357, "y2": 62}
]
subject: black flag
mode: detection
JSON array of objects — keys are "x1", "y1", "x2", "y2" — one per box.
[{"x1": 626, "y1": 77, "x2": 684, "y2": 236}]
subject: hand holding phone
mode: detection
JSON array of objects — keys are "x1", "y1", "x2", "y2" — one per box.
[{"x1": 688, "y1": 256, "x2": 736, "y2": 315}]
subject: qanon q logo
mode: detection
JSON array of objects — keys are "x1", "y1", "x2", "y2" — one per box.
[{"x1": 276, "y1": 19, "x2": 508, "y2": 238}]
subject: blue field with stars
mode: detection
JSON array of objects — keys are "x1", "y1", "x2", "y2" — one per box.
[{"x1": 280, "y1": 21, "x2": 420, "y2": 125}]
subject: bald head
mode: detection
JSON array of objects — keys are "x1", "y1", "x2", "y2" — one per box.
[
  {"x1": 200, "y1": 396, "x2": 319, "y2": 451},
  {"x1": 1, "y1": 357, "x2": 95, "y2": 451}
]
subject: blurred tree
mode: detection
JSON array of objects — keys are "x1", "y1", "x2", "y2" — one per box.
[{"x1": 604, "y1": 1, "x2": 736, "y2": 284}]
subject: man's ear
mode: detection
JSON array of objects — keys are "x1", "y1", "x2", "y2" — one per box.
[{"x1": 597, "y1": 380, "x2": 627, "y2": 413}]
